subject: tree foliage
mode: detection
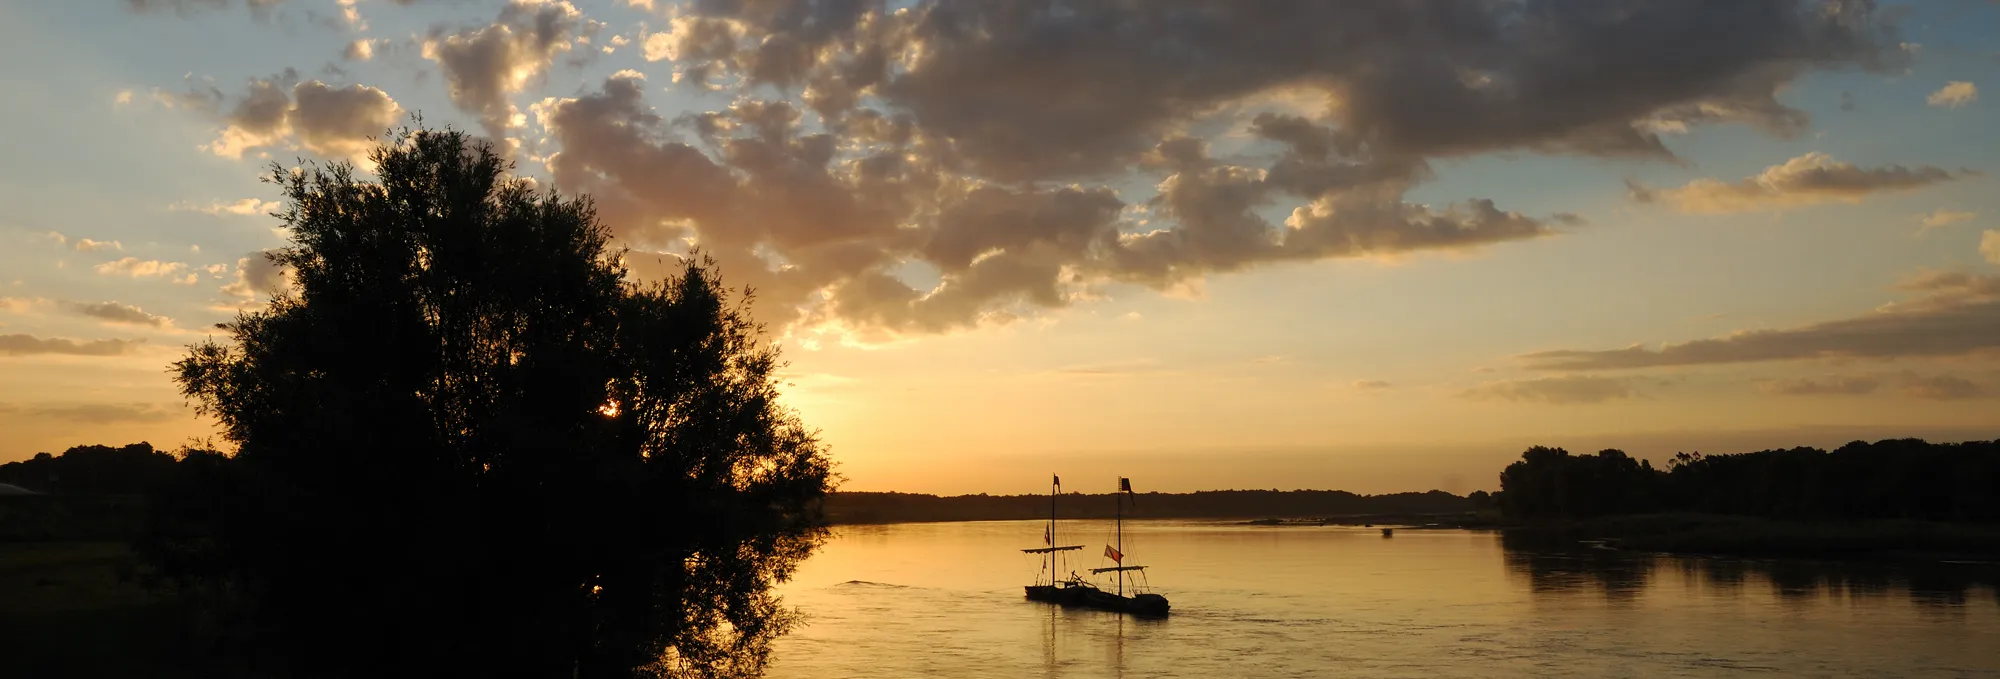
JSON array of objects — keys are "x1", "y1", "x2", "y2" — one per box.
[
  {"x1": 156, "y1": 126, "x2": 833, "y2": 678},
  {"x1": 1496, "y1": 439, "x2": 2000, "y2": 523}
]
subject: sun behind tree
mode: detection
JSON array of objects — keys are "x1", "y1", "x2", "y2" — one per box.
[{"x1": 162, "y1": 124, "x2": 834, "y2": 679}]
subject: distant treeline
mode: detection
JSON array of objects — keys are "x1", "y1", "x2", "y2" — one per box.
[
  {"x1": 823, "y1": 489, "x2": 1473, "y2": 524},
  {"x1": 0, "y1": 443, "x2": 178, "y2": 496},
  {"x1": 1497, "y1": 438, "x2": 2000, "y2": 523}
]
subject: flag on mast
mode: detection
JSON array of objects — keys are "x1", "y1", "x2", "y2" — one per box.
[
  {"x1": 1118, "y1": 477, "x2": 1131, "y2": 493},
  {"x1": 1104, "y1": 545, "x2": 1123, "y2": 563},
  {"x1": 1054, "y1": 474, "x2": 1061, "y2": 488}
]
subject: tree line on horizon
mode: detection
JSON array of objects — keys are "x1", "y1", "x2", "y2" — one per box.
[{"x1": 1494, "y1": 438, "x2": 2000, "y2": 523}]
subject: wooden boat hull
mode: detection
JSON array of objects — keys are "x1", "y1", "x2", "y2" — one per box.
[{"x1": 1065, "y1": 584, "x2": 1170, "y2": 617}]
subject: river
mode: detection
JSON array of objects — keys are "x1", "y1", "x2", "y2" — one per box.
[{"x1": 766, "y1": 519, "x2": 2000, "y2": 678}]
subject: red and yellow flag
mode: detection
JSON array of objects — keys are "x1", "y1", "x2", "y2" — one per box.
[{"x1": 1104, "y1": 545, "x2": 1122, "y2": 563}]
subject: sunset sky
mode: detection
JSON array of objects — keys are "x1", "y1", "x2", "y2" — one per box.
[{"x1": 3, "y1": 0, "x2": 1997, "y2": 495}]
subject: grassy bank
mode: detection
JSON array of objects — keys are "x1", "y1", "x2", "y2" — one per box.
[
  {"x1": 0, "y1": 542, "x2": 211, "y2": 678},
  {"x1": 1500, "y1": 513, "x2": 2000, "y2": 561}
]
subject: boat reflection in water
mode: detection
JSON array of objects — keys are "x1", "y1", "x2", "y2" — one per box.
[{"x1": 1022, "y1": 476, "x2": 1170, "y2": 617}]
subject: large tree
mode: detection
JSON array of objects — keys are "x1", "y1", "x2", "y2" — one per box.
[{"x1": 167, "y1": 126, "x2": 833, "y2": 678}]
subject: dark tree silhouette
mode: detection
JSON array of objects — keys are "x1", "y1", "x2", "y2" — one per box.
[
  {"x1": 1496, "y1": 439, "x2": 2000, "y2": 523},
  {"x1": 160, "y1": 126, "x2": 833, "y2": 678}
]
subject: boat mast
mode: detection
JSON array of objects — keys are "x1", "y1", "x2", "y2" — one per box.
[
  {"x1": 1116, "y1": 479, "x2": 1124, "y2": 597},
  {"x1": 1048, "y1": 475, "x2": 1057, "y2": 583}
]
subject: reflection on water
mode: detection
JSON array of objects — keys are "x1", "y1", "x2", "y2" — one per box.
[
  {"x1": 769, "y1": 521, "x2": 2000, "y2": 678},
  {"x1": 1499, "y1": 530, "x2": 2000, "y2": 612}
]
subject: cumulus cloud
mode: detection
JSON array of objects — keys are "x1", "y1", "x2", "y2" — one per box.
[
  {"x1": 344, "y1": 39, "x2": 375, "y2": 62},
  {"x1": 1755, "y1": 375, "x2": 1879, "y2": 396},
  {"x1": 1460, "y1": 375, "x2": 1642, "y2": 405},
  {"x1": 1927, "y1": 81, "x2": 1978, "y2": 108},
  {"x1": 75, "y1": 238, "x2": 123, "y2": 252},
  {"x1": 424, "y1": 0, "x2": 582, "y2": 140},
  {"x1": 518, "y1": 1, "x2": 1905, "y2": 338},
  {"x1": 1523, "y1": 271, "x2": 2000, "y2": 370},
  {"x1": 66, "y1": 301, "x2": 173, "y2": 328},
  {"x1": 95, "y1": 257, "x2": 191, "y2": 279},
  {"x1": 205, "y1": 70, "x2": 402, "y2": 160},
  {"x1": 0, "y1": 334, "x2": 144, "y2": 357},
  {"x1": 1899, "y1": 373, "x2": 1985, "y2": 400},
  {"x1": 221, "y1": 250, "x2": 293, "y2": 300},
  {"x1": 1628, "y1": 152, "x2": 1967, "y2": 214}
]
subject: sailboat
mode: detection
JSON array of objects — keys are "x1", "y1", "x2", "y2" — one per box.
[
  {"x1": 1022, "y1": 475, "x2": 1086, "y2": 604},
  {"x1": 1071, "y1": 477, "x2": 1170, "y2": 617}
]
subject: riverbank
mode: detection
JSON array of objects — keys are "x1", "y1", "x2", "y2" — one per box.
[
  {"x1": 1498, "y1": 513, "x2": 2000, "y2": 561},
  {"x1": 1228, "y1": 511, "x2": 2000, "y2": 562}
]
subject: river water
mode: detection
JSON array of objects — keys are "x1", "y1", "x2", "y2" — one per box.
[{"x1": 766, "y1": 520, "x2": 2000, "y2": 678}]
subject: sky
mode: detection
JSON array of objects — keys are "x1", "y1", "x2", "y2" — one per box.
[{"x1": 2, "y1": 0, "x2": 1998, "y2": 496}]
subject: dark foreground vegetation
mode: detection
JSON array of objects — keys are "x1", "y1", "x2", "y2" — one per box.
[
  {"x1": 1493, "y1": 439, "x2": 2000, "y2": 559},
  {"x1": 2, "y1": 127, "x2": 833, "y2": 679}
]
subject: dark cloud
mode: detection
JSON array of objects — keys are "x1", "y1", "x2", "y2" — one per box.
[
  {"x1": 0, "y1": 334, "x2": 144, "y2": 357},
  {"x1": 535, "y1": 1, "x2": 1907, "y2": 338},
  {"x1": 1900, "y1": 373, "x2": 1986, "y2": 400},
  {"x1": 425, "y1": 0, "x2": 582, "y2": 140},
  {"x1": 67, "y1": 302, "x2": 173, "y2": 328},
  {"x1": 1755, "y1": 375, "x2": 1880, "y2": 395},
  {"x1": 672, "y1": 0, "x2": 1900, "y2": 178},
  {"x1": 1460, "y1": 375, "x2": 1644, "y2": 405},
  {"x1": 1525, "y1": 272, "x2": 2000, "y2": 370},
  {"x1": 1629, "y1": 152, "x2": 1969, "y2": 213},
  {"x1": 127, "y1": 0, "x2": 282, "y2": 21}
]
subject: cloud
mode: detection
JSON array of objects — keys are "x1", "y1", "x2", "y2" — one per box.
[
  {"x1": 1460, "y1": 375, "x2": 1642, "y2": 405},
  {"x1": 1899, "y1": 373, "x2": 1985, "y2": 400},
  {"x1": 75, "y1": 238, "x2": 123, "y2": 252},
  {"x1": 172, "y1": 198, "x2": 279, "y2": 216},
  {"x1": 66, "y1": 301, "x2": 173, "y2": 328},
  {"x1": 424, "y1": 0, "x2": 582, "y2": 140},
  {"x1": 1927, "y1": 81, "x2": 1978, "y2": 109},
  {"x1": 1629, "y1": 152, "x2": 1966, "y2": 214},
  {"x1": 221, "y1": 250, "x2": 293, "y2": 300},
  {"x1": 0, "y1": 334, "x2": 144, "y2": 357},
  {"x1": 344, "y1": 39, "x2": 375, "y2": 62},
  {"x1": 204, "y1": 71, "x2": 403, "y2": 160},
  {"x1": 21, "y1": 402, "x2": 179, "y2": 424},
  {"x1": 525, "y1": 1, "x2": 1903, "y2": 338},
  {"x1": 0, "y1": 297, "x2": 52, "y2": 314},
  {"x1": 1050, "y1": 359, "x2": 1165, "y2": 377},
  {"x1": 1754, "y1": 375, "x2": 1879, "y2": 396},
  {"x1": 1352, "y1": 380, "x2": 1393, "y2": 390},
  {"x1": 1983, "y1": 230, "x2": 2000, "y2": 265},
  {"x1": 95, "y1": 257, "x2": 190, "y2": 279},
  {"x1": 1917, "y1": 208, "x2": 1976, "y2": 232},
  {"x1": 1524, "y1": 271, "x2": 2000, "y2": 370}
]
